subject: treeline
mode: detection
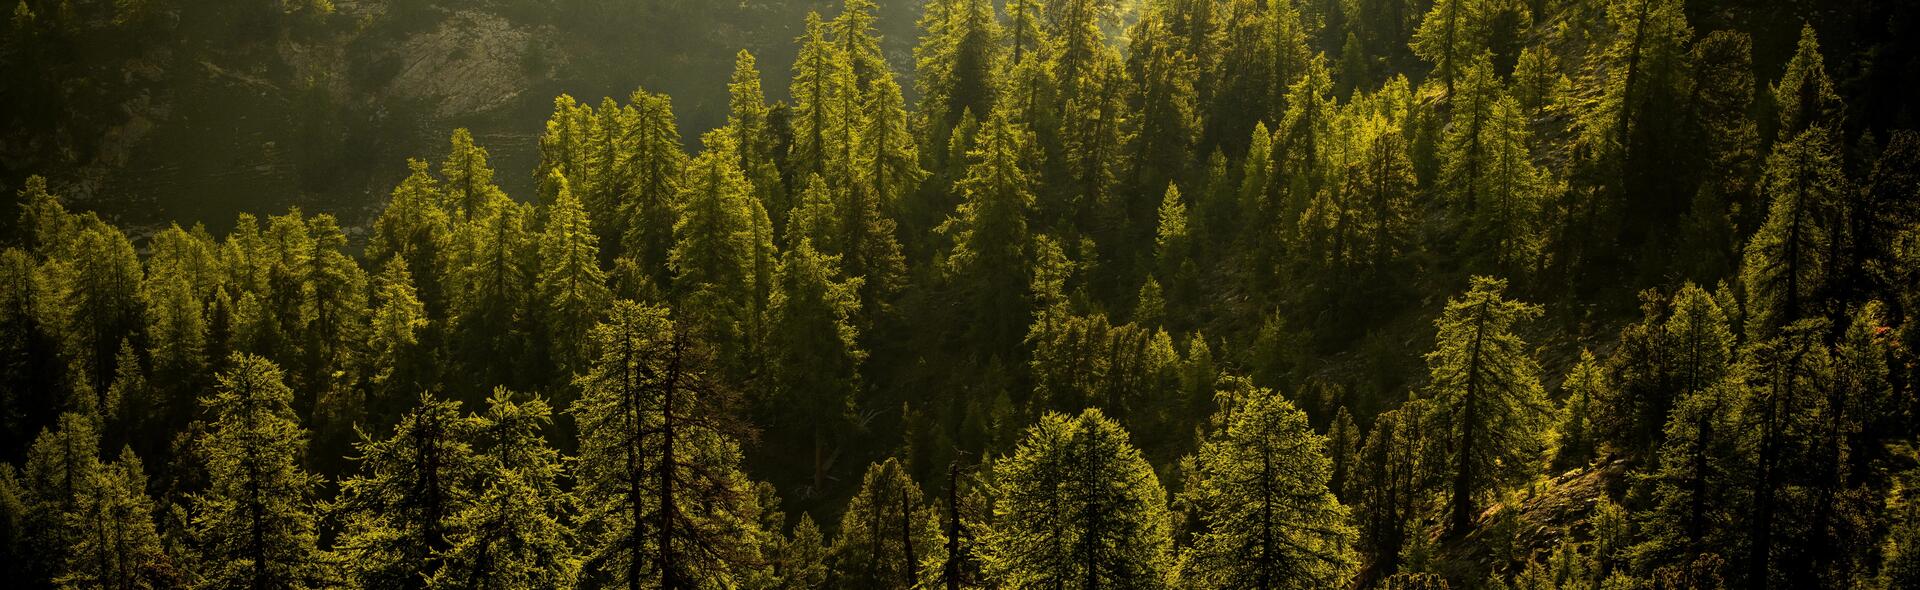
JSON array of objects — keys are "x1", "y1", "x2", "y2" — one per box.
[{"x1": 3, "y1": 0, "x2": 1920, "y2": 589}]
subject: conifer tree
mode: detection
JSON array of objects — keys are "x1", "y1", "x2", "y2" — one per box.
[
  {"x1": 333, "y1": 394, "x2": 484, "y2": 589},
  {"x1": 1740, "y1": 126, "x2": 1845, "y2": 339},
  {"x1": 620, "y1": 88, "x2": 689, "y2": 295},
  {"x1": 1440, "y1": 57, "x2": 1548, "y2": 275},
  {"x1": 981, "y1": 408, "x2": 1175, "y2": 589},
  {"x1": 941, "y1": 112, "x2": 1037, "y2": 356},
  {"x1": 57, "y1": 446, "x2": 171, "y2": 589},
  {"x1": 1553, "y1": 350, "x2": 1604, "y2": 471},
  {"x1": 368, "y1": 160, "x2": 452, "y2": 317},
  {"x1": 846, "y1": 72, "x2": 916, "y2": 313},
  {"x1": 1422, "y1": 276, "x2": 1550, "y2": 534},
  {"x1": 190, "y1": 354, "x2": 322, "y2": 590},
  {"x1": 20, "y1": 412, "x2": 103, "y2": 587},
  {"x1": 535, "y1": 173, "x2": 611, "y2": 381},
  {"x1": 1635, "y1": 378, "x2": 1744, "y2": 574},
  {"x1": 449, "y1": 198, "x2": 535, "y2": 393},
  {"x1": 1772, "y1": 25, "x2": 1843, "y2": 139},
  {"x1": 671, "y1": 132, "x2": 766, "y2": 377},
  {"x1": 1410, "y1": 0, "x2": 1487, "y2": 98},
  {"x1": 365, "y1": 259, "x2": 430, "y2": 425},
  {"x1": 764, "y1": 238, "x2": 864, "y2": 491},
  {"x1": 1739, "y1": 319, "x2": 1832, "y2": 588},
  {"x1": 441, "y1": 129, "x2": 510, "y2": 220},
  {"x1": 913, "y1": 0, "x2": 999, "y2": 152},
  {"x1": 829, "y1": 458, "x2": 939, "y2": 589},
  {"x1": 790, "y1": 12, "x2": 857, "y2": 186},
  {"x1": 435, "y1": 388, "x2": 574, "y2": 589},
  {"x1": 728, "y1": 51, "x2": 786, "y2": 230},
  {"x1": 1181, "y1": 379, "x2": 1357, "y2": 589},
  {"x1": 571, "y1": 301, "x2": 764, "y2": 589}
]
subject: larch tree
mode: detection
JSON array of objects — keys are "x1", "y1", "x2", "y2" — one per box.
[
  {"x1": 57, "y1": 446, "x2": 172, "y2": 589},
  {"x1": 1180, "y1": 379, "x2": 1357, "y2": 590},
  {"x1": 535, "y1": 173, "x2": 611, "y2": 382},
  {"x1": 1410, "y1": 0, "x2": 1487, "y2": 99},
  {"x1": 981, "y1": 408, "x2": 1175, "y2": 589},
  {"x1": 671, "y1": 132, "x2": 768, "y2": 379},
  {"x1": 789, "y1": 12, "x2": 857, "y2": 187},
  {"x1": 1421, "y1": 276, "x2": 1551, "y2": 535},
  {"x1": 828, "y1": 458, "x2": 940, "y2": 589},
  {"x1": 570, "y1": 301, "x2": 765, "y2": 589},
  {"x1": 620, "y1": 89, "x2": 689, "y2": 296},
  {"x1": 764, "y1": 238, "x2": 864, "y2": 492},
  {"x1": 940, "y1": 111, "x2": 1038, "y2": 356},
  {"x1": 440, "y1": 129, "x2": 511, "y2": 221},
  {"x1": 448, "y1": 197, "x2": 535, "y2": 394},
  {"x1": 367, "y1": 160, "x2": 452, "y2": 318},
  {"x1": 847, "y1": 71, "x2": 917, "y2": 315},
  {"x1": 913, "y1": 0, "x2": 1000, "y2": 158},
  {"x1": 1552, "y1": 350, "x2": 1604, "y2": 471},
  {"x1": 1740, "y1": 125, "x2": 1845, "y2": 340},
  {"x1": 189, "y1": 354, "x2": 323, "y2": 590},
  {"x1": 434, "y1": 388, "x2": 575, "y2": 589},
  {"x1": 332, "y1": 394, "x2": 484, "y2": 589}
]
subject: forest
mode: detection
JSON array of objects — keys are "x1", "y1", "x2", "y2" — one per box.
[{"x1": 2, "y1": 0, "x2": 1919, "y2": 588}]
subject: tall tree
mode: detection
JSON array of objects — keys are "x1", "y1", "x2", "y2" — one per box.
[
  {"x1": 1740, "y1": 126, "x2": 1845, "y2": 339},
  {"x1": 671, "y1": 132, "x2": 770, "y2": 378},
  {"x1": 333, "y1": 394, "x2": 484, "y2": 589},
  {"x1": 829, "y1": 458, "x2": 939, "y2": 589},
  {"x1": 764, "y1": 238, "x2": 864, "y2": 492},
  {"x1": 434, "y1": 389, "x2": 575, "y2": 589},
  {"x1": 535, "y1": 173, "x2": 611, "y2": 382},
  {"x1": 571, "y1": 301, "x2": 764, "y2": 589},
  {"x1": 1410, "y1": 0, "x2": 1487, "y2": 98},
  {"x1": 1181, "y1": 378, "x2": 1357, "y2": 589},
  {"x1": 190, "y1": 354, "x2": 322, "y2": 590},
  {"x1": 1422, "y1": 276, "x2": 1551, "y2": 534},
  {"x1": 940, "y1": 112, "x2": 1037, "y2": 356},
  {"x1": 57, "y1": 446, "x2": 172, "y2": 590},
  {"x1": 981, "y1": 408, "x2": 1175, "y2": 589}
]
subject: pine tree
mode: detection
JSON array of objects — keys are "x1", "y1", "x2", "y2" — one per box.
[
  {"x1": 789, "y1": 12, "x2": 857, "y2": 186},
  {"x1": 829, "y1": 0, "x2": 888, "y2": 91},
  {"x1": 333, "y1": 394, "x2": 484, "y2": 589},
  {"x1": 829, "y1": 458, "x2": 939, "y2": 589},
  {"x1": 365, "y1": 259, "x2": 430, "y2": 425},
  {"x1": 1124, "y1": 13, "x2": 1200, "y2": 198},
  {"x1": 441, "y1": 129, "x2": 511, "y2": 220},
  {"x1": 620, "y1": 88, "x2": 689, "y2": 296},
  {"x1": 940, "y1": 112, "x2": 1037, "y2": 356},
  {"x1": 1181, "y1": 379, "x2": 1357, "y2": 589},
  {"x1": 728, "y1": 51, "x2": 787, "y2": 231},
  {"x1": 913, "y1": 0, "x2": 1000, "y2": 153},
  {"x1": 1553, "y1": 350, "x2": 1604, "y2": 471},
  {"x1": 57, "y1": 446, "x2": 172, "y2": 590},
  {"x1": 764, "y1": 238, "x2": 864, "y2": 492},
  {"x1": 535, "y1": 173, "x2": 611, "y2": 382},
  {"x1": 1410, "y1": 0, "x2": 1487, "y2": 98},
  {"x1": 571, "y1": 301, "x2": 764, "y2": 589},
  {"x1": 1740, "y1": 125, "x2": 1845, "y2": 339},
  {"x1": 1440, "y1": 57, "x2": 1548, "y2": 275},
  {"x1": 671, "y1": 132, "x2": 766, "y2": 377},
  {"x1": 434, "y1": 388, "x2": 574, "y2": 589},
  {"x1": 981, "y1": 408, "x2": 1175, "y2": 589},
  {"x1": 190, "y1": 354, "x2": 322, "y2": 590},
  {"x1": 1771, "y1": 25, "x2": 1843, "y2": 139},
  {"x1": 449, "y1": 198, "x2": 535, "y2": 394},
  {"x1": 1739, "y1": 319, "x2": 1832, "y2": 588},
  {"x1": 1635, "y1": 378, "x2": 1743, "y2": 574},
  {"x1": 537, "y1": 94, "x2": 593, "y2": 192},
  {"x1": 368, "y1": 160, "x2": 452, "y2": 317},
  {"x1": 1422, "y1": 276, "x2": 1550, "y2": 534},
  {"x1": 847, "y1": 72, "x2": 917, "y2": 314},
  {"x1": 21, "y1": 412, "x2": 103, "y2": 587}
]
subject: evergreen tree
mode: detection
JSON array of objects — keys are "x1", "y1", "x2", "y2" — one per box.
[
  {"x1": 789, "y1": 12, "x2": 857, "y2": 186},
  {"x1": 1422, "y1": 276, "x2": 1550, "y2": 534},
  {"x1": 434, "y1": 389, "x2": 574, "y2": 589},
  {"x1": 1181, "y1": 379, "x2": 1357, "y2": 589},
  {"x1": 671, "y1": 132, "x2": 769, "y2": 378},
  {"x1": 620, "y1": 88, "x2": 689, "y2": 296},
  {"x1": 981, "y1": 408, "x2": 1175, "y2": 589},
  {"x1": 913, "y1": 0, "x2": 1000, "y2": 154},
  {"x1": 764, "y1": 238, "x2": 864, "y2": 492},
  {"x1": 57, "y1": 446, "x2": 172, "y2": 589},
  {"x1": 1410, "y1": 0, "x2": 1486, "y2": 98},
  {"x1": 1771, "y1": 25, "x2": 1842, "y2": 140},
  {"x1": 535, "y1": 173, "x2": 611, "y2": 381},
  {"x1": 440, "y1": 129, "x2": 511, "y2": 220},
  {"x1": 365, "y1": 259, "x2": 430, "y2": 425},
  {"x1": 571, "y1": 301, "x2": 764, "y2": 589},
  {"x1": 829, "y1": 458, "x2": 939, "y2": 589},
  {"x1": 189, "y1": 354, "x2": 322, "y2": 590},
  {"x1": 940, "y1": 111, "x2": 1037, "y2": 356},
  {"x1": 448, "y1": 198, "x2": 535, "y2": 394},
  {"x1": 1553, "y1": 350, "x2": 1604, "y2": 471},
  {"x1": 1740, "y1": 126, "x2": 1845, "y2": 339},
  {"x1": 367, "y1": 160, "x2": 452, "y2": 318},
  {"x1": 333, "y1": 394, "x2": 484, "y2": 589}
]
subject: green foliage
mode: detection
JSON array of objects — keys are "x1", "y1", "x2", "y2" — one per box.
[
  {"x1": 828, "y1": 458, "x2": 939, "y2": 589},
  {"x1": 982, "y1": 408, "x2": 1175, "y2": 589},
  {"x1": 1422, "y1": 276, "x2": 1549, "y2": 534},
  {"x1": 190, "y1": 354, "x2": 322, "y2": 590},
  {"x1": 1181, "y1": 379, "x2": 1357, "y2": 589}
]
